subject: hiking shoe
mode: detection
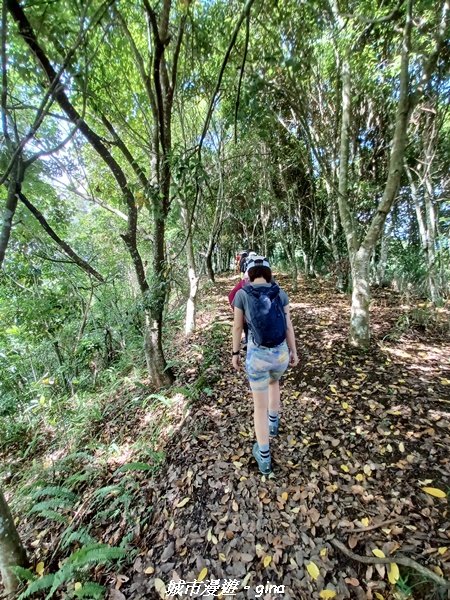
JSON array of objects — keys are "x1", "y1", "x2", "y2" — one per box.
[
  {"x1": 269, "y1": 415, "x2": 279, "y2": 437},
  {"x1": 252, "y1": 443, "x2": 272, "y2": 475}
]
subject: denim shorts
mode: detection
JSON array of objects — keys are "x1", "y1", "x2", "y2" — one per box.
[{"x1": 245, "y1": 340, "x2": 289, "y2": 391}]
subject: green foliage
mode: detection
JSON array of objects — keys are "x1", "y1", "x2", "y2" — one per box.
[{"x1": 17, "y1": 544, "x2": 125, "y2": 600}]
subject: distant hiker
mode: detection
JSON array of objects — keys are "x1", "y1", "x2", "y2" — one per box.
[
  {"x1": 234, "y1": 252, "x2": 241, "y2": 273},
  {"x1": 228, "y1": 252, "x2": 258, "y2": 348},
  {"x1": 239, "y1": 251, "x2": 249, "y2": 278},
  {"x1": 231, "y1": 256, "x2": 299, "y2": 475}
]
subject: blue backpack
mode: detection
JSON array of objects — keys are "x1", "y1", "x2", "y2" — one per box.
[{"x1": 243, "y1": 283, "x2": 287, "y2": 347}]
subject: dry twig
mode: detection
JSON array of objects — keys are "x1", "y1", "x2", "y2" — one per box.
[{"x1": 331, "y1": 538, "x2": 450, "y2": 589}]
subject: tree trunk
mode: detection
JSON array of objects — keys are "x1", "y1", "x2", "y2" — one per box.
[
  {"x1": 206, "y1": 252, "x2": 215, "y2": 282},
  {"x1": 376, "y1": 218, "x2": 393, "y2": 286},
  {"x1": 0, "y1": 160, "x2": 23, "y2": 268},
  {"x1": 350, "y1": 249, "x2": 371, "y2": 347},
  {"x1": 0, "y1": 488, "x2": 28, "y2": 595},
  {"x1": 146, "y1": 214, "x2": 174, "y2": 387},
  {"x1": 179, "y1": 198, "x2": 199, "y2": 334}
]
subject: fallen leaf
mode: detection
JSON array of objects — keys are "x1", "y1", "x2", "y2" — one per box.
[
  {"x1": 263, "y1": 555, "x2": 272, "y2": 568},
  {"x1": 36, "y1": 562, "x2": 44, "y2": 576},
  {"x1": 144, "y1": 565, "x2": 155, "y2": 574},
  {"x1": 422, "y1": 487, "x2": 447, "y2": 498},
  {"x1": 438, "y1": 547, "x2": 448, "y2": 555},
  {"x1": 340, "y1": 465, "x2": 350, "y2": 473},
  {"x1": 388, "y1": 563, "x2": 399, "y2": 584},
  {"x1": 306, "y1": 561, "x2": 320, "y2": 580},
  {"x1": 74, "y1": 582, "x2": 82, "y2": 591},
  {"x1": 198, "y1": 568, "x2": 207, "y2": 582},
  {"x1": 374, "y1": 594, "x2": 385, "y2": 600},
  {"x1": 319, "y1": 590, "x2": 336, "y2": 599},
  {"x1": 372, "y1": 549, "x2": 386, "y2": 558},
  {"x1": 361, "y1": 517, "x2": 370, "y2": 527},
  {"x1": 281, "y1": 492, "x2": 288, "y2": 501},
  {"x1": 154, "y1": 578, "x2": 167, "y2": 598},
  {"x1": 175, "y1": 497, "x2": 190, "y2": 508}
]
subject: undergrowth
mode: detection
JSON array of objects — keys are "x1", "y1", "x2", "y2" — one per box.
[{"x1": 1, "y1": 310, "x2": 229, "y2": 598}]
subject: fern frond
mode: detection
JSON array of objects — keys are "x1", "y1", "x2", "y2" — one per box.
[
  {"x1": 11, "y1": 566, "x2": 35, "y2": 581},
  {"x1": 65, "y1": 470, "x2": 95, "y2": 486},
  {"x1": 68, "y1": 543, "x2": 127, "y2": 567},
  {"x1": 17, "y1": 573, "x2": 55, "y2": 599},
  {"x1": 74, "y1": 581, "x2": 105, "y2": 599},
  {"x1": 32, "y1": 508, "x2": 69, "y2": 523},
  {"x1": 116, "y1": 462, "x2": 152, "y2": 472},
  {"x1": 31, "y1": 486, "x2": 77, "y2": 502},
  {"x1": 91, "y1": 484, "x2": 122, "y2": 499},
  {"x1": 44, "y1": 564, "x2": 73, "y2": 600},
  {"x1": 61, "y1": 527, "x2": 96, "y2": 550},
  {"x1": 30, "y1": 497, "x2": 73, "y2": 513}
]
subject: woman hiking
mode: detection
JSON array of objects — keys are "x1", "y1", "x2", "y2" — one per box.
[{"x1": 231, "y1": 256, "x2": 299, "y2": 475}]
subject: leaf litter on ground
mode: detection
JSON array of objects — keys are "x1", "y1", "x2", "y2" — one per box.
[{"x1": 1, "y1": 274, "x2": 449, "y2": 599}]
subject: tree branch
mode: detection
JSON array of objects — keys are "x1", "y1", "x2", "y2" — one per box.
[
  {"x1": 18, "y1": 191, "x2": 105, "y2": 282},
  {"x1": 331, "y1": 538, "x2": 450, "y2": 589},
  {"x1": 198, "y1": 0, "x2": 257, "y2": 153}
]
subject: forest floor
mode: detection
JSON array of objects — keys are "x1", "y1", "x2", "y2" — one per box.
[{"x1": 2, "y1": 273, "x2": 450, "y2": 600}]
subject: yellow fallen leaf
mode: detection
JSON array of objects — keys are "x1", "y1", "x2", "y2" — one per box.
[
  {"x1": 398, "y1": 442, "x2": 405, "y2": 453},
  {"x1": 355, "y1": 473, "x2": 364, "y2": 482},
  {"x1": 340, "y1": 465, "x2": 350, "y2": 473},
  {"x1": 219, "y1": 553, "x2": 226, "y2": 561},
  {"x1": 388, "y1": 563, "x2": 400, "y2": 584},
  {"x1": 363, "y1": 465, "x2": 372, "y2": 476},
  {"x1": 198, "y1": 567, "x2": 208, "y2": 582},
  {"x1": 361, "y1": 517, "x2": 370, "y2": 527},
  {"x1": 438, "y1": 547, "x2": 448, "y2": 555},
  {"x1": 341, "y1": 402, "x2": 349, "y2": 409},
  {"x1": 326, "y1": 484, "x2": 338, "y2": 493},
  {"x1": 154, "y1": 578, "x2": 167, "y2": 598},
  {"x1": 291, "y1": 506, "x2": 301, "y2": 514},
  {"x1": 433, "y1": 565, "x2": 444, "y2": 576},
  {"x1": 144, "y1": 565, "x2": 155, "y2": 574},
  {"x1": 281, "y1": 492, "x2": 288, "y2": 501},
  {"x1": 319, "y1": 590, "x2": 336, "y2": 599},
  {"x1": 422, "y1": 487, "x2": 447, "y2": 498},
  {"x1": 372, "y1": 549, "x2": 385, "y2": 558},
  {"x1": 374, "y1": 594, "x2": 385, "y2": 600},
  {"x1": 320, "y1": 548, "x2": 327, "y2": 557},
  {"x1": 36, "y1": 562, "x2": 45, "y2": 576},
  {"x1": 74, "y1": 582, "x2": 82, "y2": 591},
  {"x1": 330, "y1": 385, "x2": 338, "y2": 394},
  {"x1": 306, "y1": 561, "x2": 320, "y2": 580},
  {"x1": 175, "y1": 497, "x2": 190, "y2": 508},
  {"x1": 263, "y1": 555, "x2": 272, "y2": 568},
  {"x1": 439, "y1": 378, "x2": 450, "y2": 385}
]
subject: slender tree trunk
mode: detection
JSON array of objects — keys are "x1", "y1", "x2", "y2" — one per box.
[
  {"x1": 146, "y1": 213, "x2": 174, "y2": 387},
  {"x1": 376, "y1": 218, "x2": 393, "y2": 286},
  {"x1": 0, "y1": 160, "x2": 23, "y2": 268},
  {"x1": 179, "y1": 198, "x2": 199, "y2": 334},
  {"x1": 0, "y1": 488, "x2": 28, "y2": 595},
  {"x1": 350, "y1": 249, "x2": 371, "y2": 345}
]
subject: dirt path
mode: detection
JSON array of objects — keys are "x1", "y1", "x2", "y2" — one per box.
[{"x1": 121, "y1": 275, "x2": 450, "y2": 600}]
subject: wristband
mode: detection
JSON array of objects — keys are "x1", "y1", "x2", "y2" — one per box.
[{"x1": 232, "y1": 351, "x2": 240, "y2": 356}]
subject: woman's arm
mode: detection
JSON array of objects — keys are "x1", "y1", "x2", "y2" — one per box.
[
  {"x1": 284, "y1": 305, "x2": 299, "y2": 366},
  {"x1": 232, "y1": 307, "x2": 244, "y2": 370}
]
